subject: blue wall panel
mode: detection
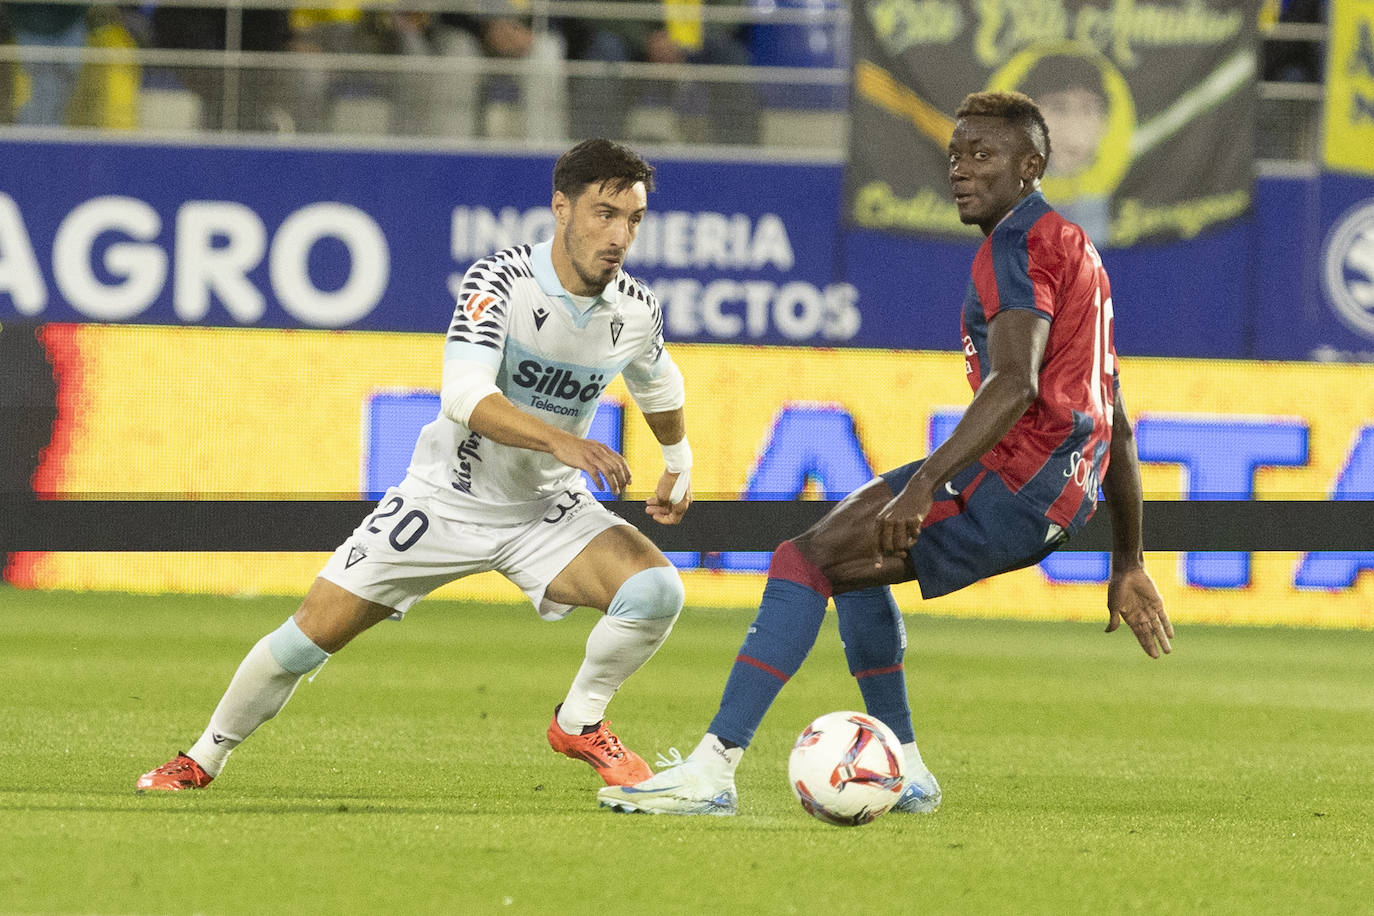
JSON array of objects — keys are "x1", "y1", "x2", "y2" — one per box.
[{"x1": 3, "y1": 137, "x2": 1374, "y2": 361}]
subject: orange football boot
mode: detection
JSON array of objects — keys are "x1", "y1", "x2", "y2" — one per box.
[
  {"x1": 546, "y1": 707, "x2": 652, "y2": 786},
  {"x1": 135, "y1": 753, "x2": 213, "y2": 792}
]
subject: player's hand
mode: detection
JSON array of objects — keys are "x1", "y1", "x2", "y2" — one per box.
[
  {"x1": 1106, "y1": 565, "x2": 1173, "y2": 658},
  {"x1": 645, "y1": 470, "x2": 691, "y2": 525},
  {"x1": 552, "y1": 436, "x2": 630, "y2": 496},
  {"x1": 873, "y1": 481, "x2": 933, "y2": 567}
]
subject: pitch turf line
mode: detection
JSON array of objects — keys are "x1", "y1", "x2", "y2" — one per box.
[{"x1": 0, "y1": 588, "x2": 1370, "y2": 915}]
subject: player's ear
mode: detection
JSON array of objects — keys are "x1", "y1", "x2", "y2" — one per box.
[
  {"x1": 552, "y1": 190, "x2": 571, "y2": 225},
  {"x1": 1023, "y1": 152, "x2": 1046, "y2": 183}
]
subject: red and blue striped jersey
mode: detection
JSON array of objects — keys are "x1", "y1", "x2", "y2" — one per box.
[{"x1": 961, "y1": 192, "x2": 1117, "y2": 531}]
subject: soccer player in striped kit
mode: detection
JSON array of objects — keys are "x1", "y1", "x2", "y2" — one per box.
[
  {"x1": 600, "y1": 90, "x2": 1172, "y2": 816},
  {"x1": 137, "y1": 140, "x2": 695, "y2": 793}
]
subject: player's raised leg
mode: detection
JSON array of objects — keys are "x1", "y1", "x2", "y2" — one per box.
[
  {"x1": 543, "y1": 525, "x2": 684, "y2": 786},
  {"x1": 135, "y1": 578, "x2": 394, "y2": 792}
]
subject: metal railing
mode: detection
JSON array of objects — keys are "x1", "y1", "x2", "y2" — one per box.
[{"x1": 0, "y1": 0, "x2": 1328, "y2": 159}]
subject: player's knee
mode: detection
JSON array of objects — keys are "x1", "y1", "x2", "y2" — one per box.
[
  {"x1": 768, "y1": 539, "x2": 834, "y2": 597},
  {"x1": 268, "y1": 617, "x2": 330, "y2": 675},
  {"x1": 769, "y1": 539, "x2": 804, "y2": 571},
  {"x1": 607, "y1": 565, "x2": 684, "y2": 621}
]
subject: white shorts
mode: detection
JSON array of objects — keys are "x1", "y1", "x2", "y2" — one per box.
[{"x1": 319, "y1": 479, "x2": 632, "y2": 620}]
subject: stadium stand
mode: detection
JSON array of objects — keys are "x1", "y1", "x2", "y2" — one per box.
[{"x1": 0, "y1": 1, "x2": 1324, "y2": 161}]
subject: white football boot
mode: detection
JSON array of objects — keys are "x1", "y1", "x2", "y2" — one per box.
[
  {"x1": 598, "y1": 735, "x2": 740, "y2": 816},
  {"x1": 892, "y1": 768, "x2": 942, "y2": 813},
  {"x1": 892, "y1": 740, "x2": 942, "y2": 814}
]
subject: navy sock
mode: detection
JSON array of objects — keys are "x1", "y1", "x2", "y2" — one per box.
[
  {"x1": 834, "y1": 586, "x2": 915, "y2": 744},
  {"x1": 707, "y1": 543, "x2": 830, "y2": 749}
]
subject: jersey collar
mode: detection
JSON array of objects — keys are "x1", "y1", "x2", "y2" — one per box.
[
  {"x1": 531, "y1": 240, "x2": 622, "y2": 316},
  {"x1": 994, "y1": 190, "x2": 1048, "y2": 230}
]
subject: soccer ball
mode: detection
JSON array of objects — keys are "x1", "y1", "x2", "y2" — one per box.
[{"x1": 787, "y1": 711, "x2": 907, "y2": 827}]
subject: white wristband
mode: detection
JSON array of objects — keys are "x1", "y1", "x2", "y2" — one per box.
[
  {"x1": 668, "y1": 467, "x2": 691, "y2": 504},
  {"x1": 660, "y1": 437, "x2": 692, "y2": 473}
]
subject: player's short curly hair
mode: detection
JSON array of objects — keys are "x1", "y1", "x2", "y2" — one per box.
[
  {"x1": 956, "y1": 90, "x2": 1052, "y2": 169},
  {"x1": 553, "y1": 139, "x2": 657, "y2": 199}
]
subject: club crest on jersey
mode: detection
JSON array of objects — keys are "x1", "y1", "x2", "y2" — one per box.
[
  {"x1": 610, "y1": 316, "x2": 624, "y2": 345},
  {"x1": 464, "y1": 293, "x2": 497, "y2": 322},
  {"x1": 532, "y1": 306, "x2": 549, "y2": 331}
]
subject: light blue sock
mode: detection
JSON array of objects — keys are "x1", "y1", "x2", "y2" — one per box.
[{"x1": 268, "y1": 617, "x2": 330, "y2": 675}]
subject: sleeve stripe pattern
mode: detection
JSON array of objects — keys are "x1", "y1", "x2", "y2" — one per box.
[
  {"x1": 617, "y1": 274, "x2": 666, "y2": 359},
  {"x1": 447, "y1": 245, "x2": 533, "y2": 352},
  {"x1": 988, "y1": 215, "x2": 1038, "y2": 317}
]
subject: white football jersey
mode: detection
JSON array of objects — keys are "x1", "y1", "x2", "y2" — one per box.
[{"x1": 404, "y1": 240, "x2": 678, "y2": 523}]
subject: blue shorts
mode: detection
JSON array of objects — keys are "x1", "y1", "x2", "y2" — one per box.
[{"x1": 880, "y1": 459, "x2": 1069, "y2": 599}]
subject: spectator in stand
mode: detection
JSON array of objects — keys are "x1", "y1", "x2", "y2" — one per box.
[
  {"x1": 148, "y1": 5, "x2": 298, "y2": 132},
  {"x1": 420, "y1": 1, "x2": 568, "y2": 139},
  {"x1": 286, "y1": 4, "x2": 398, "y2": 133},
  {"x1": 312, "y1": 1, "x2": 567, "y2": 140},
  {"x1": 564, "y1": 0, "x2": 759, "y2": 145},
  {"x1": 3, "y1": 2, "x2": 88, "y2": 126}
]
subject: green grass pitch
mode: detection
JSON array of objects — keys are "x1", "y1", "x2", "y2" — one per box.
[{"x1": 2, "y1": 586, "x2": 1371, "y2": 915}]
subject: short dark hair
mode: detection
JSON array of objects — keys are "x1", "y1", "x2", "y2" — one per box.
[
  {"x1": 553, "y1": 139, "x2": 656, "y2": 199},
  {"x1": 956, "y1": 90, "x2": 1052, "y2": 169}
]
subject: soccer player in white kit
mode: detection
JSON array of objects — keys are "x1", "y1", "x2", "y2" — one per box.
[{"x1": 136, "y1": 139, "x2": 694, "y2": 791}]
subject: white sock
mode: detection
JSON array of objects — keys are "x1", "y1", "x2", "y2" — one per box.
[
  {"x1": 689, "y1": 733, "x2": 743, "y2": 782},
  {"x1": 903, "y1": 740, "x2": 931, "y2": 775},
  {"x1": 556, "y1": 615, "x2": 675, "y2": 733},
  {"x1": 186, "y1": 635, "x2": 304, "y2": 778}
]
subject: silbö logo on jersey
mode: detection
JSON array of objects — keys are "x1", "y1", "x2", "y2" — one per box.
[{"x1": 512, "y1": 360, "x2": 606, "y2": 417}]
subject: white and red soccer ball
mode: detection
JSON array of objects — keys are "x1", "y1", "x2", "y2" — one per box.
[{"x1": 787, "y1": 711, "x2": 907, "y2": 826}]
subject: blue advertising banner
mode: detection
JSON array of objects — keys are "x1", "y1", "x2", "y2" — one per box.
[
  {"x1": 0, "y1": 135, "x2": 1365, "y2": 362},
  {"x1": 0, "y1": 137, "x2": 864, "y2": 346}
]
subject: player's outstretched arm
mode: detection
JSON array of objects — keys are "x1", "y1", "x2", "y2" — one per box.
[
  {"x1": 642, "y1": 407, "x2": 692, "y2": 525},
  {"x1": 1101, "y1": 384, "x2": 1172, "y2": 658}
]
